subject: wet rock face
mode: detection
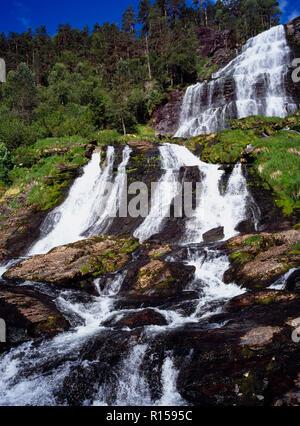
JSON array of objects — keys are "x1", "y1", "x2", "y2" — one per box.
[
  {"x1": 285, "y1": 17, "x2": 300, "y2": 107},
  {"x1": 121, "y1": 259, "x2": 195, "y2": 297},
  {"x1": 285, "y1": 17, "x2": 300, "y2": 59},
  {"x1": 3, "y1": 236, "x2": 140, "y2": 293},
  {"x1": 162, "y1": 289, "x2": 300, "y2": 406},
  {"x1": 150, "y1": 90, "x2": 184, "y2": 136},
  {"x1": 103, "y1": 309, "x2": 168, "y2": 329},
  {"x1": 107, "y1": 143, "x2": 163, "y2": 237},
  {"x1": 224, "y1": 230, "x2": 300, "y2": 289},
  {"x1": 242, "y1": 165, "x2": 297, "y2": 232},
  {"x1": 195, "y1": 26, "x2": 236, "y2": 60},
  {"x1": 203, "y1": 227, "x2": 225, "y2": 243},
  {"x1": 286, "y1": 269, "x2": 300, "y2": 292},
  {"x1": 0, "y1": 206, "x2": 48, "y2": 262},
  {"x1": 0, "y1": 286, "x2": 69, "y2": 352}
]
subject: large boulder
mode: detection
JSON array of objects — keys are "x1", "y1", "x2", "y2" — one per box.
[
  {"x1": 158, "y1": 289, "x2": 300, "y2": 406},
  {"x1": 203, "y1": 227, "x2": 225, "y2": 243},
  {"x1": 0, "y1": 287, "x2": 69, "y2": 351},
  {"x1": 223, "y1": 230, "x2": 300, "y2": 289},
  {"x1": 121, "y1": 259, "x2": 195, "y2": 297},
  {"x1": 3, "y1": 235, "x2": 140, "y2": 293},
  {"x1": 103, "y1": 309, "x2": 168, "y2": 329}
]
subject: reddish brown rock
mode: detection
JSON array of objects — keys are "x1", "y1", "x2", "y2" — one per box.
[
  {"x1": 150, "y1": 89, "x2": 184, "y2": 136},
  {"x1": 226, "y1": 289, "x2": 299, "y2": 313},
  {"x1": 3, "y1": 236, "x2": 140, "y2": 292},
  {"x1": 224, "y1": 230, "x2": 300, "y2": 289},
  {"x1": 0, "y1": 287, "x2": 69, "y2": 349},
  {"x1": 127, "y1": 139, "x2": 157, "y2": 153},
  {"x1": 121, "y1": 259, "x2": 195, "y2": 297},
  {"x1": 104, "y1": 309, "x2": 168, "y2": 329}
]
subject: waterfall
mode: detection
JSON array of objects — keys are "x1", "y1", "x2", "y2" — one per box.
[
  {"x1": 184, "y1": 163, "x2": 252, "y2": 243},
  {"x1": 186, "y1": 248, "x2": 243, "y2": 318},
  {"x1": 175, "y1": 25, "x2": 298, "y2": 138},
  {"x1": 134, "y1": 143, "x2": 254, "y2": 244},
  {"x1": 85, "y1": 146, "x2": 132, "y2": 237},
  {"x1": 29, "y1": 146, "x2": 131, "y2": 255},
  {"x1": 134, "y1": 144, "x2": 200, "y2": 243},
  {"x1": 0, "y1": 140, "x2": 263, "y2": 406}
]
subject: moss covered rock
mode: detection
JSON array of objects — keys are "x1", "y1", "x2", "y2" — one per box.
[
  {"x1": 224, "y1": 230, "x2": 300, "y2": 289},
  {"x1": 4, "y1": 235, "x2": 140, "y2": 292},
  {"x1": 122, "y1": 259, "x2": 195, "y2": 297}
]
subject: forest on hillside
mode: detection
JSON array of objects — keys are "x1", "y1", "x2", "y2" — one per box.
[{"x1": 0, "y1": 0, "x2": 281, "y2": 183}]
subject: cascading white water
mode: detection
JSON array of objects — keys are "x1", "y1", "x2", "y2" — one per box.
[
  {"x1": 0, "y1": 29, "x2": 297, "y2": 407},
  {"x1": 134, "y1": 144, "x2": 200, "y2": 242},
  {"x1": 29, "y1": 149, "x2": 114, "y2": 255},
  {"x1": 134, "y1": 143, "x2": 253, "y2": 244},
  {"x1": 29, "y1": 146, "x2": 131, "y2": 255},
  {"x1": 184, "y1": 162, "x2": 252, "y2": 243},
  {"x1": 0, "y1": 140, "x2": 259, "y2": 406},
  {"x1": 85, "y1": 146, "x2": 132, "y2": 236},
  {"x1": 186, "y1": 249, "x2": 243, "y2": 318},
  {"x1": 175, "y1": 25, "x2": 297, "y2": 138}
]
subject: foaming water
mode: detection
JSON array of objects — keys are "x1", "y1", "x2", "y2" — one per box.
[
  {"x1": 184, "y1": 163, "x2": 252, "y2": 243},
  {"x1": 28, "y1": 147, "x2": 132, "y2": 255},
  {"x1": 85, "y1": 146, "x2": 132, "y2": 236},
  {"x1": 0, "y1": 146, "x2": 263, "y2": 404},
  {"x1": 175, "y1": 25, "x2": 297, "y2": 137},
  {"x1": 28, "y1": 150, "x2": 113, "y2": 255},
  {"x1": 134, "y1": 144, "x2": 200, "y2": 242},
  {"x1": 186, "y1": 249, "x2": 243, "y2": 318},
  {"x1": 269, "y1": 267, "x2": 297, "y2": 290}
]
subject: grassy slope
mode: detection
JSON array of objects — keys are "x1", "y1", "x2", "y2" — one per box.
[{"x1": 0, "y1": 136, "x2": 89, "y2": 212}]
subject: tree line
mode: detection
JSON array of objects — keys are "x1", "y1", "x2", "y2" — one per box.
[{"x1": 0, "y1": 0, "x2": 281, "y2": 181}]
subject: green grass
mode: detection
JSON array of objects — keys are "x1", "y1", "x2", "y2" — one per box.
[
  {"x1": 196, "y1": 57, "x2": 219, "y2": 81},
  {"x1": 244, "y1": 236, "x2": 262, "y2": 246},
  {"x1": 135, "y1": 124, "x2": 156, "y2": 140},
  {"x1": 201, "y1": 129, "x2": 260, "y2": 163},
  {"x1": 230, "y1": 251, "x2": 254, "y2": 264},
  {"x1": 95, "y1": 125, "x2": 158, "y2": 147},
  {"x1": 3, "y1": 136, "x2": 89, "y2": 210},
  {"x1": 251, "y1": 131, "x2": 300, "y2": 215},
  {"x1": 231, "y1": 115, "x2": 285, "y2": 134},
  {"x1": 291, "y1": 243, "x2": 300, "y2": 255}
]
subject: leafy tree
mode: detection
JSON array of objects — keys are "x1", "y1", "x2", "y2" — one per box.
[{"x1": 4, "y1": 63, "x2": 37, "y2": 121}]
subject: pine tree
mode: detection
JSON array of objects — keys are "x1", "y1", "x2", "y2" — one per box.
[{"x1": 122, "y1": 5, "x2": 136, "y2": 36}]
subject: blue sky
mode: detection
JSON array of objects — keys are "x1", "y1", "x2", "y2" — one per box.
[{"x1": 0, "y1": 0, "x2": 299, "y2": 35}]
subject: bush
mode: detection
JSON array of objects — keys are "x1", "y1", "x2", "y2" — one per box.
[{"x1": 0, "y1": 143, "x2": 11, "y2": 183}]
